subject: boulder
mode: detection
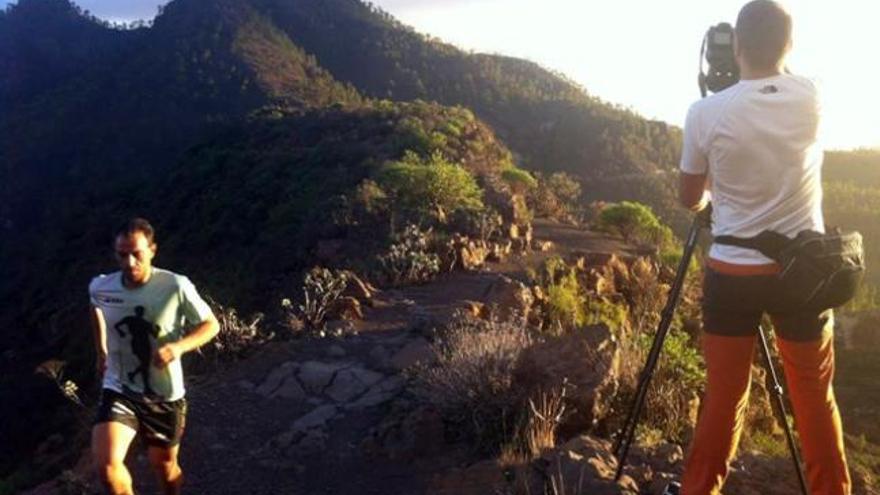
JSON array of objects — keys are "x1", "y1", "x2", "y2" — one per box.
[
  {"x1": 540, "y1": 435, "x2": 640, "y2": 495},
  {"x1": 326, "y1": 296, "x2": 363, "y2": 321},
  {"x1": 290, "y1": 404, "x2": 339, "y2": 433},
  {"x1": 513, "y1": 324, "x2": 620, "y2": 434},
  {"x1": 389, "y1": 338, "x2": 435, "y2": 371},
  {"x1": 340, "y1": 271, "x2": 377, "y2": 305},
  {"x1": 428, "y1": 460, "x2": 508, "y2": 495},
  {"x1": 298, "y1": 361, "x2": 347, "y2": 394},
  {"x1": 325, "y1": 367, "x2": 384, "y2": 403},
  {"x1": 270, "y1": 376, "x2": 307, "y2": 401},
  {"x1": 481, "y1": 275, "x2": 534, "y2": 321}
]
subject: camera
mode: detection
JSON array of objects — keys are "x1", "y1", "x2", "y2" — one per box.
[{"x1": 699, "y1": 22, "x2": 739, "y2": 96}]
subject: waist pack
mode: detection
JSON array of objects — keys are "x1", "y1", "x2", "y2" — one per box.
[{"x1": 715, "y1": 229, "x2": 865, "y2": 311}]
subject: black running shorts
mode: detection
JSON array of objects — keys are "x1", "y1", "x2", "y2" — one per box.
[
  {"x1": 702, "y1": 267, "x2": 834, "y2": 342},
  {"x1": 94, "y1": 388, "x2": 187, "y2": 448}
]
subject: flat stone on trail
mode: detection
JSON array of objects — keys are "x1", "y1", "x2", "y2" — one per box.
[
  {"x1": 325, "y1": 367, "x2": 385, "y2": 403},
  {"x1": 298, "y1": 361, "x2": 348, "y2": 394},
  {"x1": 270, "y1": 376, "x2": 307, "y2": 401},
  {"x1": 390, "y1": 338, "x2": 435, "y2": 370},
  {"x1": 291, "y1": 404, "x2": 339, "y2": 433},
  {"x1": 256, "y1": 363, "x2": 298, "y2": 397},
  {"x1": 326, "y1": 344, "x2": 347, "y2": 357},
  {"x1": 345, "y1": 376, "x2": 407, "y2": 410}
]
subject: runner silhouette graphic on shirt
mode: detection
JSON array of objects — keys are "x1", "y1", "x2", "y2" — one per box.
[{"x1": 114, "y1": 306, "x2": 161, "y2": 397}]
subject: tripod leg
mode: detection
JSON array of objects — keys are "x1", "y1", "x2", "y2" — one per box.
[
  {"x1": 757, "y1": 325, "x2": 810, "y2": 495},
  {"x1": 613, "y1": 214, "x2": 704, "y2": 481}
]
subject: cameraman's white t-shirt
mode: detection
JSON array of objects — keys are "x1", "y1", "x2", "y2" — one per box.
[{"x1": 680, "y1": 73, "x2": 825, "y2": 265}]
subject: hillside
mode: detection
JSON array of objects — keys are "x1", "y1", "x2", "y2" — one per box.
[{"x1": 2, "y1": 0, "x2": 879, "y2": 492}]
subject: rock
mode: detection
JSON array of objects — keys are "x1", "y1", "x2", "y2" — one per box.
[
  {"x1": 340, "y1": 271, "x2": 376, "y2": 304},
  {"x1": 481, "y1": 275, "x2": 534, "y2": 321},
  {"x1": 541, "y1": 435, "x2": 640, "y2": 495},
  {"x1": 367, "y1": 345, "x2": 391, "y2": 369},
  {"x1": 326, "y1": 320, "x2": 355, "y2": 336},
  {"x1": 389, "y1": 338, "x2": 435, "y2": 370},
  {"x1": 326, "y1": 296, "x2": 363, "y2": 321},
  {"x1": 325, "y1": 367, "x2": 384, "y2": 403},
  {"x1": 513, "y1": 324, "x2": 619, "y2": 434},
  {"x1": 298, "y1": 361, "x2": 347, "y2": 394},
  {"x1": 459, "y1": 300, "x2": 487, "y2": 319},
  {"x1": 486, "y1": 240, "x2": 513, "y2": 262},
  {"x1": 291, "y1": 405, "x2": 338, "y2": 433},
  {"x1": 346, "y1": 376, "x2": 407, "y2": 410},
  {"x1": 270, "y1": 376, "x2": 307, "y2": 401},
  {"x1": 325, "y1": 344, "x2": 347, "y2": 358},
  {"x1": 288, "y1": 429, "x2": 328, "y2": 457},
  {"x1": 429, "y1": 460, "x2": 508, "y2": 495},
  {"x1": 256, "y1": 363, "x2": 298, "y2": 397},
  {"x1": 535, "y1": 240, "x2": 554, "y2": 252},
  {"x1": 362, "y1": 406, "x2": 446, "y2": 461}
]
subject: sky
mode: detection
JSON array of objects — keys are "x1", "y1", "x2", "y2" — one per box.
[{"x1": 5, "y1": 0, "x2": 878, "y2": 150}]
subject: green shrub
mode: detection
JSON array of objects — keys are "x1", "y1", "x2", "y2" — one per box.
[
  {"x1": 501, "y1": 167, "x2": 538, "y2": 195},
  {"x1": 534, "y1": 257, "x2": 586, "y2": 331},
  {"x1": 596, "y1": 201, "x2": 666, "y2": 245},
  {"x1": 376, "y1": 150, "x2": 483, "y2": 223},
  {"x1": 584, "y1": 296, "x2": 630, "y2": 334},
  {"x1": 529, "y1": 171, "x2": 582, "y2": 220}
]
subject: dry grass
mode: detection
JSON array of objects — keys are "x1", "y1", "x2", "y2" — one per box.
[{"x1": 411, "y1": 314, "x2": 534, "y2": 452}]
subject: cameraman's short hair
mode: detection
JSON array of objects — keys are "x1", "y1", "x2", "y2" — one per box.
[
  {"x1": 115, "y1": 218, "x2": 155, "y2": 245},
  {"x1": 736, "y1": 0, "x2": 792, "y2": 70}
]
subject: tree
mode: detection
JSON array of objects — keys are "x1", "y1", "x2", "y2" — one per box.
[
  {"x1": 596, "y1": 201, "x2": 664, "y2": 244},
  {"x1": 376, "y1": 150, "x2": 483, "y2": 224}
]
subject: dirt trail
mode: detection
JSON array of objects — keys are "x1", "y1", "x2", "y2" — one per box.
[{"x1": 32, "y1": 221, "x2": 634, "y2": 495}]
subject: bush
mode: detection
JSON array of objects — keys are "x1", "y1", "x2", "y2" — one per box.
[
  {"x1": 185, "y1": 298, "x2": 269, "y2": 373},
  {"x1": 596, "y1": 201, "x2": 668, "y2": 245},
  {"x1": 529, "y1": 171, "x2": 582, "y2": 221},
  {"x1": 609, "y1": 327, "x2": 705, "y2": 443},
  {"x1": 450, "y1": 207, "x2": 503, "y2": 243},
  {"x1": 531, "y1": 257, "x2": 586, "y2": 332},
  {"x1": 411, "y1": 314, "x2": 534, "y2": 453},
  {"x1": 376, "y1": 224, "x2": 441, "y2": 286},
  {"x1": 286, "y1": 267, "x2": 349, "y2": 331},
  {"x1": 500, "y1": 167, "x2": 538, "y2": 195},
  {"x1": 376, "y1": 150, "x2": 484, "y2": 224}
]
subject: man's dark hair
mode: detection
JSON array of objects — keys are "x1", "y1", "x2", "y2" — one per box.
[
  {"x1": 115, "y1": 218, "x2": 155, "y2": 244},
  {"x1": 736, "y1": 0, "x2": 792, "y2": 70}
]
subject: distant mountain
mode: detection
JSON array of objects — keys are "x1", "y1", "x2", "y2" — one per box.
[{"x1": 253, "y1": 0, "x2": 682, "y2": 178}]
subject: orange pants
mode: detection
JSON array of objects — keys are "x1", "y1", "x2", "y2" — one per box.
[{"x1": 682, "y1": 262, "x2": 851, "y2": 495}]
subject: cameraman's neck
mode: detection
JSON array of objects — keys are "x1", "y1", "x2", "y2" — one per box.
[{"x1": 740, "y1": 64, "x2": 785, "y2": 81}]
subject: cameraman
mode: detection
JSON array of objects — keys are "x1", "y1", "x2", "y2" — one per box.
[{"x1": 679, "y1": 1, "x2": 850, "y2": 494}]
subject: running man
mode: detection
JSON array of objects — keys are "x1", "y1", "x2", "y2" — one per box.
[{"x1": 90, "y1": 218, "x2": 219, "y2": 495}]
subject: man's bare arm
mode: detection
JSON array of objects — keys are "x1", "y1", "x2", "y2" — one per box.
[
  {"x1": 90, "y1": 305, "x2": 108, "y2": 376},
  {"x1": 679, "y1": 172, "x2": 710, "y2": 211},
  {"x1": 153, "y1": 315, "x2": 220, "y2": 367}
]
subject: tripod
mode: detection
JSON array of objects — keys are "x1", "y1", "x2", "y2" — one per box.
[{"x1": 611, "y1": 206, "x2": 810, "y2": 495}]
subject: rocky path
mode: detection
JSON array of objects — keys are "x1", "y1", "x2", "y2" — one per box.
[
  {"x1": 128, "y1": 221, "x2": 637, "y2": 494},
  {"x1": 28, "y1": 221, "x2": 643, "y2": 495}
]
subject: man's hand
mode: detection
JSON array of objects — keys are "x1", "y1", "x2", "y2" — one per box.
[{"x1": 153, "y1": 343, "x2": 183, "y2": 368}]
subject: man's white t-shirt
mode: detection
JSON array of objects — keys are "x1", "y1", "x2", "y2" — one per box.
[
  {"x1": 680, "y1": 73, "x2": 825, "y2": 265},
  {"x1": 89, "y1": 268, "x2": 213, "y2": 401}
]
